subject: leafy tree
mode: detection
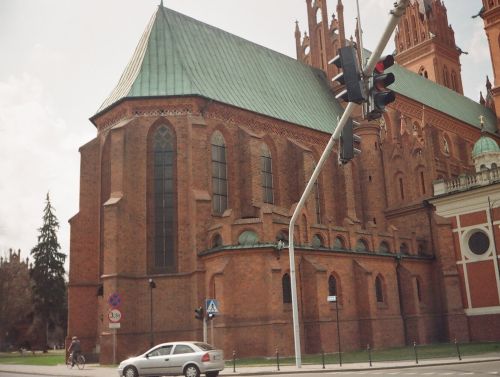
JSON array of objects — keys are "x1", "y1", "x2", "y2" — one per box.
[{"x1": 30, "y1": 193, "x2": 66, "y2": 349}]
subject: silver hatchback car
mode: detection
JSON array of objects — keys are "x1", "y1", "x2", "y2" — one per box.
[{"x1": 117, "y1": 341, "x2": 224, "y2": 377}]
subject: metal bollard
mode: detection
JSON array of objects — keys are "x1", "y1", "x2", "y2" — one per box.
[
  {"x1": 367, "y1": 344, "x2": 372, "y2": 367},
  {"x1": 321, "y1": 350, "x2": 325, "y2": 369},
  {"x1": 232, "y1": 350, "x2": 236, "y2": 372},
  {"x1": 454, "y1": 338, "x2": 462, "y2": 361},
  {"x1": 276, "y1": 347, "x2": 280, "y2": 371},
  {"x1": 413, "y1": 341, "x2": 419, "y2": 364}
]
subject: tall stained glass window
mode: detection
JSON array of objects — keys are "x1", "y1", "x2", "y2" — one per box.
[
  {"x1": 152, "y1": 125, "x2": 176, "y2": 270},
  {"x1": 211, "y1": 132, "x2": 228, "y2": 214},
  {"x1": 261, "y1": 144, "x2": 274, "y2": 204}
]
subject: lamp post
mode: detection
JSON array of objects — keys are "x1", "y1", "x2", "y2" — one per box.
[
  {"x1": 149, "y1": 278, "x2": 156, "y2": 347},
  {"x1": 488, "y1": 197, "x2": 500, "y2": 279},
  {"x1": 328, "y1": 295, "x2": 342, "y2": 366}
]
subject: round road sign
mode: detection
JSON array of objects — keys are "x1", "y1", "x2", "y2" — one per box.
[
  {"x1": 108, "y1": 308, "x2": 122, "y2": 323},
  {"x1": 108, "y1": 292, "x2": 122, "y2": 308}
]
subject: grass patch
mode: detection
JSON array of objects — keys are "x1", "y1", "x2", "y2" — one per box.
[
  {"x1": 0, "y1": 350, "x2": 65, "y2": 366},
  {"x1": 226, "y1": 341, "x2": 500, "y2": 367}
]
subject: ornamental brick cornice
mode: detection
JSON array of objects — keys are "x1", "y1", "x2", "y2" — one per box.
[
  {"x1": 205, "y1": 103, "x2": 329, "y2": 147},
  {"x1": 396, "y1": 40, "x2": 459, "y2": 67},
  {"x1": 390, "y1": 97, "x2": 480, "y2": 143},
  {"x1": 483, "y1": 6, "x2": 500, "y2": 27}
]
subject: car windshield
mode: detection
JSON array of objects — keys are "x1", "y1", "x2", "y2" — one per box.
[{"x1": 194, "y1": 342, "x2": 215, "y2": 351}]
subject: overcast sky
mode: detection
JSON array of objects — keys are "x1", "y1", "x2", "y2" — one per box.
[{"x1": 0, "y1": 0, "x2": 491, "y2": 267}]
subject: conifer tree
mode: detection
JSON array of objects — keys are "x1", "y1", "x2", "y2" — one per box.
[{"x1": 30, "y1": 193, "x2": 66, "y2": 349}]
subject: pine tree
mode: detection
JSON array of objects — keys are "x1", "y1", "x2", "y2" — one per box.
[{"x1": 30, "y1": 193, "x2": 66, "y2": 349}]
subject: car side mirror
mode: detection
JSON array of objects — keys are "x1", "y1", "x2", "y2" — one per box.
[{"x1": 146, "y1": 354, "x2": 149, "y2": 359}]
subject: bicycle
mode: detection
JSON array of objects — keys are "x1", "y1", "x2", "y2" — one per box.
[{"x1": 66, "y1": 352, "x2": 86, "y2": 369}]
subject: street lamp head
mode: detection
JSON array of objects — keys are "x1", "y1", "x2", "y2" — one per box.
[{"x1": 149, "y1": 278, "x2": 156, "y2": 289}]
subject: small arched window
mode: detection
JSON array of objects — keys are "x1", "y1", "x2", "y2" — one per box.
[
  {"x1": 212, "y1": 234, "x2": 223, "y2": 248},
  {"x1": 238, "y1": 230, "x2": 259, "y2": 246},
  {"x1": 375, "y1": 275, "x2": 384, "y2": 303},
  {"x1": 211, "y1": 132, "x2": 228, "y2": 215},
  {"x1": 379, "y1": 241, "x2": 391, "y2": 253},
  {"x1": 400, "y1": 242, "x2": 409, "y2": 255},
  {"x1": 261, "y1": 144, "x2": 274, "y2": 204},
  {"x1": 356, "y1": 239, "x2": 369, "y2": 252},
  {"x1": 334, "y1": 236, "x2": 346, "y2": 249},
  {"x1": 282, "y1": 273, "x2": 292, "y2": 303},
  {"x1": 328, "y1": 275, "x2": 338, "y2": 297},
  {"x1": 312, "y1": 234, "x2": 324, "y2": 248}
]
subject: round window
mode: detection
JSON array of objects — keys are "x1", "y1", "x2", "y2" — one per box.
[{"x1": 468, "y1": 230, "x2": 490, "y2": 255}]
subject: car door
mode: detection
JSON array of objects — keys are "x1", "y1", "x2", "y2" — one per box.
[
  {"x1": 167, "y1": 344, "x2": 197, "y2": 375},
  {"x1": 135, "y1": 345, "x2": 173, "y2": 376}
]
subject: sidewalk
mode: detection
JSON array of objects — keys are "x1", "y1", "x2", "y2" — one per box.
[{"x1": 0, "y1": 355, "x2": 499, "y2": 377}]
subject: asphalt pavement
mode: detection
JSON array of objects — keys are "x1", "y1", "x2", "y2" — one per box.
[{"x1": 0, "y1": 355, "x2": 499, "y2": 377}]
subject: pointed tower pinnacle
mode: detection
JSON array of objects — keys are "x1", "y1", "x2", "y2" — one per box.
[
  {"x1": 295, "y1": 20, "x2": 302, "y2": 60},
  {"x1": 337, "y1": 0, "x2": 346, "y2": 47}
]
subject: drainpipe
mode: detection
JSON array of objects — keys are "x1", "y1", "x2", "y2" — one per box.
[{"x1": 395, "y1": 254, "x2": 408, "y2": 344}]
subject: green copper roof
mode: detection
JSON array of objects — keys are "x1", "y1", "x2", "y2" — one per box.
[
  {"x1": 96, "y1": 6, "x2": 344, "y2": 133},
  {"x1": 387, "y1": 64, "x2": 497, "y2": 133},
  {"x1": 472, "y1": 134, "x2": 500, "y2": 157},
  {"x1": 97, "y1": 5, "x2": 497, "y2": 135}
]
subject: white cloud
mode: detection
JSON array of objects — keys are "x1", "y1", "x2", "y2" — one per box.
[{"x1": 0, "y1": 74, "x2": 76, "y2": 265}]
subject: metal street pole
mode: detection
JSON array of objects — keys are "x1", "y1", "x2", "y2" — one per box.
[
  {"x1": 149, "y1": 278, "x2": 156, "y2": 347},
  {"x1": 287, "y1": 0, "x2": 410, "y2": 368},
  {"x1": 488, "y1": 197, "x2": 500, "y2": 280},
  {"x1": 335, "y1": 298, "x2": 342, "y2": 366}
]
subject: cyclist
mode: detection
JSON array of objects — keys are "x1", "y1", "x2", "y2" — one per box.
[{"x1": 68, "y1": 336, "x2": 81, "y2": 367}]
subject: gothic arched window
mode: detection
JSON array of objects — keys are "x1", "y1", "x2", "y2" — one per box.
[
  {"x1": 375, "y1": 275, "x2": 384, "y2": 303},
  {"x1": 328, "y1": 275, "x2": 338, "y2": 297},
  {"x1": 282, "y1": 273, "x2": 292, "y2": 303},
  {"x1": 443, "y1": 66, "x2": 450, "y2": 88},
  {"x1": 211, "y1": 132, "x2": 228, "y2": 215},
  {"x1": 150, "y1": 125, "x2": 176, "y2": 271},
  {"x1": 451, "y1": 71, "x2": 458, "y2": 91},
  {"x1": 334, "y1": 236, "x2": 346, "y2": 249},
  {"x1": 261, "y1": 144, "x2": 274, "y2": 204},
  {"x1": 313, "y1": 163, "x2": 322, "y2": 224}
]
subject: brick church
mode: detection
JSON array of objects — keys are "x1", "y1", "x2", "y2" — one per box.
[{"x1": 68, "y1": 0, "x2": 500, "y2": 363}]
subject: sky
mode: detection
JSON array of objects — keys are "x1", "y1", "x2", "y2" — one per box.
[{"x1": 0, "y1": 0, "x2": 491, "y2": 267}]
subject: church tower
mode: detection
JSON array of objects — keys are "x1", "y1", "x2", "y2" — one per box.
[
  {"x1": 481, "y1": 0, "x2": 500, "y2": 126},
  {"x1": 394, "y1": 0, "x2": 464, "y2": 94}
]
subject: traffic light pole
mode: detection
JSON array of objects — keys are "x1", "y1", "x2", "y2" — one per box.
[{"x1": 287, "y1": 0, "x2": 410, "y2": 369}]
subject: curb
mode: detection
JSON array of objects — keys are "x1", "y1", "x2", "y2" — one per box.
[{"x1": 220, "y1": 357, "x2": 500, "y2": 375}]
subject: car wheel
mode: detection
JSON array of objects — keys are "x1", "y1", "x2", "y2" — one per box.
[
  {"x1": 206, "y1": 372, "x2": 219, "y2": 377},
  {"x1": 123, "y1": 366, "x2": 138, "y2": 377},
  {"x1": 184, "y1": 364, "x2": 200, "y2": 377}
]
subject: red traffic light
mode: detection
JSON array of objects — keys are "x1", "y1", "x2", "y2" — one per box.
[{"x1": 374, "y1": 55, "x2": 395, "y2": 74}]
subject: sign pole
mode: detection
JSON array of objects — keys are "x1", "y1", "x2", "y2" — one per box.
[
  {"x1": 211, "y1": 319, "x2": 214, "y2": 345},
  {"x1": 203, "y1": 317, "x2": 207, "y2": 343},
  {"x1": 113, "y1": 329, "x2": 116, "y2": 365}
]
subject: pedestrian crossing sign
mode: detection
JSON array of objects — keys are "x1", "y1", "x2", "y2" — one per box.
[{"x1": 206, "y1": 299, "x2": 220, "y2": 315}]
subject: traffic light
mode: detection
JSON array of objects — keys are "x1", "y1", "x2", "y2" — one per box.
[
  {"x1": 194, "y1": 307, "x2": 204, "y2": 320},
  {"x1": 367, "y1": 55, "x2": 396, "y2": 120},
  {"x1": 339, "y1": 118, "x2": 361, "y2": 164},
  {"x1": 329, "y1": 46, "x2": 366, "y2": 104}
]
